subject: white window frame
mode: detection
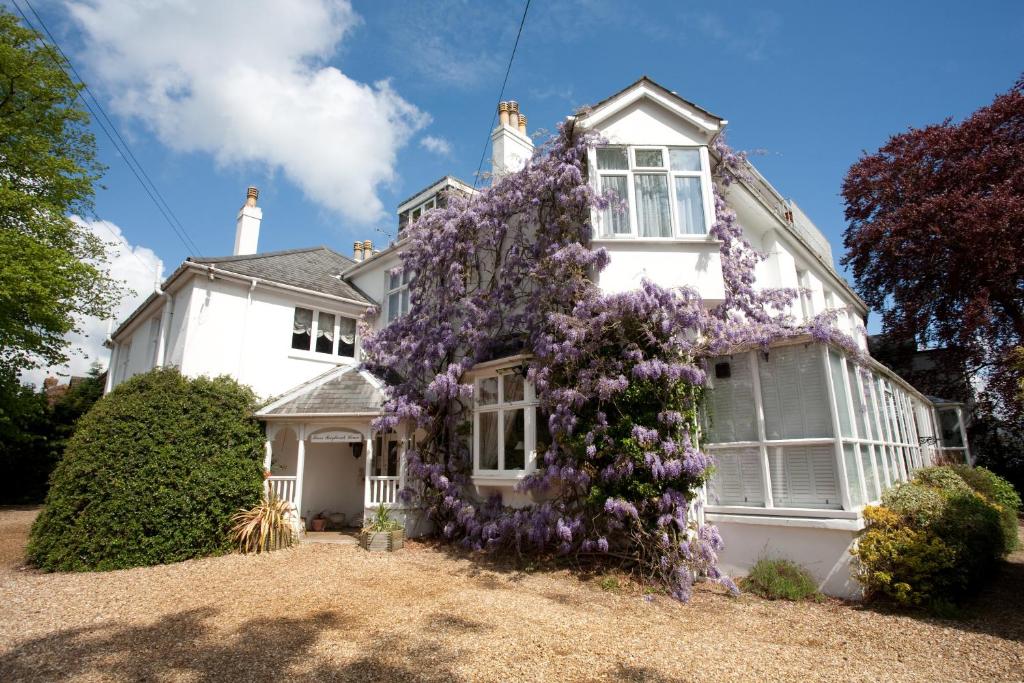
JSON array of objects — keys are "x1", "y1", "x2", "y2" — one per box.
[
  {"x1": 289, "y1": 306, "x2": 358, "y2": 360},
  {"x1": 385, "y1": 268, "x2": 413, "y2": 323},
  {"x1": 472, "y1": 368, "x2": 539, "y2": 479},
  {"x1": 591, "y1": 144, "x2": 715, "y2": 240}
]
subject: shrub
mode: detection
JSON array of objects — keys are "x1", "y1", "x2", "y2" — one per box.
[
  {"x1": 952, "y1": 465, "x2": 1021, "y2": 551},
  {"x1": 742, "y1": 558, "x2": 820, "y2": 601},
  {"x1": 231, "y1": 491, "x2": 296, "y2": 554},
  {"x1": 363, "y1": 503, "x2": 402, "y2": 532},
  {"x1": 28, "y1": 368, "x2": 265, "y2": 571},
  {"x1": 853, "y1": 466, "x2": 1015, "y2": 607}
]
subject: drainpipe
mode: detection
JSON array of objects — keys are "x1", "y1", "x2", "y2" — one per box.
[
  {"x1": 155, "y1": 287, "x2": 174, "y2": 368},
  {"x1": 237, "y1": 278, "x2": 259, "y2": 379}
]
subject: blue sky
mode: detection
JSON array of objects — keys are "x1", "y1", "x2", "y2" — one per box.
[{"x1": 15, "y1": 0, "x2": 1024, "y2": 378}]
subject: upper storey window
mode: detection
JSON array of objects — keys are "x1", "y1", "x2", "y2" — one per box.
[
  {"x1": 291, "y1": 307, "x2": 356, "y2": 358},
  {"x1": 594, "y1": 145, "x2": 711, "y2": 239},
  {"x1": 386, "y1": 268, "x2": 413, "y2": 323}
]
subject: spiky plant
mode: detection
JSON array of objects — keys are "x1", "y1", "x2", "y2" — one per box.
[{"x1": 230, "y1": 491, "x2": 296, "y2": 554}]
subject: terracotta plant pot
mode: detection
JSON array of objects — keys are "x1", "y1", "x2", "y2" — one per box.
[
  {"x1": 310, "y1": 518, "x2": 327, "y2": 532},
  {"x1": 359, "y1": 529, "x2": 404, "y2": 552}
]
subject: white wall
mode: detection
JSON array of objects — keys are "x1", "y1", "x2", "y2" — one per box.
[{"x1": 712, "y1": 517, "x2": 863, "y2": 599}]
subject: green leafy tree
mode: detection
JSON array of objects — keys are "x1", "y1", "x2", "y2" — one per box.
[
  {"x1": 0, "y1": 366, "x2": 53, "y2": 503},
  {"x1": 28, "y1": 368, "x2": 265, "y2": 571},
  {"x1": 0, "y1": 9, "x2": 124, "y2": 375}
]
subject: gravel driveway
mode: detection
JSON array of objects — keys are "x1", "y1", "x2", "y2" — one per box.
[{"x1": 1, "y1": 507, "x2": 1022, "y2": 682}]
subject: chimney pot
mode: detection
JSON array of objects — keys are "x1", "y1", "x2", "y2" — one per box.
[
  {"x1": 498, "y1": 101, "x2": 510, "y2": 127},
  {"x1": 363, "y1": 239, "x2": 373, "y2": 255},
  {"x1": 353, "y1": 241, "x2": 363, "y2": 262},
  {"x1": 507, "y1": 100, "x2": 520, "y2": 130},
  {"x1": 518, "y1": 113, "x2": 527, "y2": 135},
  {"x1": 246, "y1": 186, "x2": 259, "y2": 207}
]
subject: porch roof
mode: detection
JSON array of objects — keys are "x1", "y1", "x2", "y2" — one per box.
[{"x1": 257, "y1": 365, "x2": 386, "y2": 418}]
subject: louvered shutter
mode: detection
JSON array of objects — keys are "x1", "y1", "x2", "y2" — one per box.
[
  {"x1": 709, "y1": 447, "x2": 764, "y2": 505},
  {"x1": 706, "y1": 355, "x2": 757, "y2": 443},
  {"x1": 770, "y1": 445, "x2": 840, "y2": 509}
]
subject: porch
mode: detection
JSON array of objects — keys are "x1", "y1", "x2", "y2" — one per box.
[{"x1": 255, "y1": 365, "x2": 422, "y2": 534}]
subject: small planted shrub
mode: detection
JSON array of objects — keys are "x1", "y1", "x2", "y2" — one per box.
[
  {"x1": 360, "y1": 504, "x2": 404, "y2": 552},
  {"x1": 853, "y1": 466, "x2": 1017, "y2": 608},
  {"x1": 742, "y1": 558, "x2": 820, "y2": 601},
  {"x1": 231, "y1": 491, "x2": 296, "y2": 554},
  {"x1": 28, "y1": 368, "x2": 265, "y2": 571}
]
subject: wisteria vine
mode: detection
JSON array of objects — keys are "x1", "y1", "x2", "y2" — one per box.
[{"x1": 361, "y1": 119, "x2": 855, "y2": 601}]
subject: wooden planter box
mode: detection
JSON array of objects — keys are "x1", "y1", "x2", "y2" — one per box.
[{"x1": 359, "y1": 529, "x2": 404, "y2": 552}]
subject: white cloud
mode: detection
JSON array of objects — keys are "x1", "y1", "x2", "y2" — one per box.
[
  {"x1": 420, "y1": 135, "x2": 452, "y2": 157},
  {"x1": 66, "y1": 0, "x2": 427, "y2": 224},
  {"x1": 21, "y1": 218, "x2": 164, "y2": 388}
]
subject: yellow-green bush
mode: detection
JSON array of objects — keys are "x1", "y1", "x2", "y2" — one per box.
[{"x1": 853, "y1": 466, "x2": 1018, "y2": 607}]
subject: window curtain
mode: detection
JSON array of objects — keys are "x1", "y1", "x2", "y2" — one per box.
[
  {"x1": 599, "y1": 175, "x2": 630, "y2": 236},
  {"x1": 479, "y1": 412, "x2": 499, "y2": 469},
  {"x1": 634, "y1": 174, "x2": 671, "y2": 237},
  {"x1": 503, "y1": 409, "x2": 525, "y2": 470},
  {"x1": 674, "y1": 177, "x2": 705, "y2": 235},
  {"x1": 293, "y1": 308, "x2": 313, "y2": 335},
  {"x1": 338, "y1": 317, "x2": 356, "y2": 344}
]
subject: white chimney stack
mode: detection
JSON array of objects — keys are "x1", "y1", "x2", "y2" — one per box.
[
  {"x1": 233, "y1": 186, "x2": 262, "y2": 256},
  {"x1": 491, "y1": 100, "x2": 534, "y2": 179}
]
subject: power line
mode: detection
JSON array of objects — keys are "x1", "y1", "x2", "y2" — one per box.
[
  {"x1": 472, "y1": 0, "x2": 532, "y2": 189},
  {"x1": 11, "y1": 0, "x2": 204, "y2": 257}
]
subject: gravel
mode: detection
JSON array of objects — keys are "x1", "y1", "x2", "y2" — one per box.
[{"x1": 1, "y1": 507, "x2": 1022, "y2": 682}]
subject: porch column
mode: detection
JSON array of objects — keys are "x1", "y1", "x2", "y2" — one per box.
[
  {"x1": 294, "y1": 429, "x2": 306, "y2": 525},
  {"x1": 262, "y1": 439, "x2": 273, "y2": 496},
  {"x1": 363, "y1": 434, "x2": 374, "y2": 509}
]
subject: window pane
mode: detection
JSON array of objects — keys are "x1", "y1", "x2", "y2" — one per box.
[
  {"x1": 479, "y1": 412, "x2": 498, "y2": 469},
  {"x1": 387, "y1": 292, "x2": 401, "y2": 323},
  {"x1": 503, "y1": 409, "x2": 525, "y2": 470},
  {"x1": 634, "y1": 149, "x2": 664, "y2": 168},
  {"x1": 478, "y1": 377, "x2": 498, "y2": 405},
  {"x1": 938, "y1": 409, "x2": 963, "y2": 447},
  {"x1": 669, "y1": 148, "x2": 701, "y2": 172},
  {"x1": 706, "y1": 355, "x2": 757, "y2": 443},
  {"x1": 845, "y1": 444, "x2": 863, "y2": 507},
  {"x1": 599, "y1": 175, "x2": 630, "y2": 236},
  {"x1": 389, "y1": 271, "x2": 401, "y2": 291},
  {"x1": 708, "y1": 447, "x2": 764, "y2": 506},
  {"x1": 316, "y1": 312, "x2": 335, "y2": 354},
  {"x1": 758, "y1": 345, "x2": 832, "y2": 439},
  {"x1": 402, "y1": 269, "x2": 414, "y2": 285},
  {"x1": 337, "y1": 317, "x2": 356, "y2": 357},
  {"x1": 862, "y1": 446, "x2": 880, "y2": 501},
  {"x1": 634, "y1": 174, "x2": 672, "y2": 237},
  {"x1": 401, "y1": 289, "x2": 410, "y2": 316},
  {"x1": 535, "y1": 409, "x2": 551, "y2": 464},
  {"x1": 767, "y1": 445, "x2": 840, "y2": 509},
  {"x1": 828, "y1": 351, "x2": 853, "y2": 438},
  {"x1": 596, "y1": 147, "x2": 628, "y2": 170},
  {"x1": 503, "y1": 373, "x2": 524, "y2": 402},
  {"x1": 673, "y1": 176, "x2": 705, "y2": 235},
  {"x1": 291, "y1": 307, "x2": 313, "y2": 350}
]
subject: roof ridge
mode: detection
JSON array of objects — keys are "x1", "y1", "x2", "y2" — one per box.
[{"x1": 188, "y1": 245, "x2": 328, "y2": 264}]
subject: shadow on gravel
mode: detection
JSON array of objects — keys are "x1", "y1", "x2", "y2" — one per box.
[{"x1": 0, "y1": 606, "x2": 463, "y2": 682}]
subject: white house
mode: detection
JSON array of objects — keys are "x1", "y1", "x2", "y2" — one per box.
[{"x1": 106, "y1": 77, "x2": 969, "y2": 597}]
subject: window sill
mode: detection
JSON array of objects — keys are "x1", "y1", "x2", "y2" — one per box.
[
  {"x1": 705, "y1": 511, "x2": 865, "y2": 532},
  {"x1": 287, "y1": 351, "x2": 357, "y2": 365},
  {"x1": 471, "y1": 472, "x2": 528, "y2": 487},
  {"x1": 592, "y1": 236, "x2": 721, "y2": 245}
]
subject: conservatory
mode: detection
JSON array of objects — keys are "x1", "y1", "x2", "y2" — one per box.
[{"x1": 702, "y1": 337, "x2": 968, "y2": 597}]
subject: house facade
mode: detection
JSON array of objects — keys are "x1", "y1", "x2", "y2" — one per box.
[{"x1": 106, "y1": 77, "x2": 969, "y2": 597}]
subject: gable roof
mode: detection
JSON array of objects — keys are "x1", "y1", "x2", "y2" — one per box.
[
  {"x1": 188, "y1": 246, "x2": 369, "y2": 303},
  {"x1": 576, "y1": 76, "x2": 727, "y2": 134},
  {"x1": 257, "y1": 365, "x2": 386, "y2": 417}
]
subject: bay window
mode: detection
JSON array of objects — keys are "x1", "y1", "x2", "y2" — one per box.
[
  {"x1": 290, "y1": 306, "x2": 356, "y2": 358},
  {"x1": 706, "y1": 343, "x2": 934, "y2": 515},
  {"x1": 473, "y1": 369, "x2": 538, "y2": 476},
  {"x1": 594, "y1": 145, "x2": 711, "y2": 239}
]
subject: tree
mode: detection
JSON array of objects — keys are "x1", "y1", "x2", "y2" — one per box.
[
  {"x1": 0, "y1": 9, "x2": 124, "y2": 375},
  {"x1": 841, "y1": 75, "x2": 1024, "y2": 420},
  {"x1": 28, "y1": 368, "x2": 265, "y2": 571}
]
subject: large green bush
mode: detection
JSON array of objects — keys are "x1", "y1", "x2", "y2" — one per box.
[
  {"x1": 28, "y1": 368, "x2": 265, "y2": 571},
  {"x1": 952, "y1": 464, "x2": 1021, "y2": 551},
  {"x1": 853, "y1": 465, "x2": 1018, "y2": 608}
]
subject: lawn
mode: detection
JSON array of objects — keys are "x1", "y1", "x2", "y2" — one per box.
[{"x1": 1, "y1": 507, "x2": 1022, "y2": 682}]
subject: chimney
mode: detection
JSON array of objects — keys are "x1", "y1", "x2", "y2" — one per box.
[
  {"x1": 491, "y1": 100, "x2": 534, "y2": 178},
  {"x1": 353, "y1": 241, "x2": 363, "y2": 262},
  {"x1": 233, "y1": 186, "x2": 262, "y2": 256},
  {"x1": 363, "y1": 239, "x2": 373, "y2": 259}
]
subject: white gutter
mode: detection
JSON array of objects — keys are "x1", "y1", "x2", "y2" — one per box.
[{"x1": 196, "y1": 262, "x2": 370, "y2": 308}]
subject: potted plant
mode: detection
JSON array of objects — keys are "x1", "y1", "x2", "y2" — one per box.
[
  {"x1": 310, "y1": 511, "x2": 328, "y2": 532},
  {"x1": 359, "y1": 504, "x2": 404, "y2": 552}
]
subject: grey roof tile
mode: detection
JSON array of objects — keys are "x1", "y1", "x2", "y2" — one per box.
[
  {"x1": 189, "y1": 246, "x2": 369, "y2": 303},
  {"x1": 264, "y1": 369, "x2": 385, "y2": 415}
]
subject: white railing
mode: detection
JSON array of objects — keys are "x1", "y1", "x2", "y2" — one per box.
[
  {"x1": 368, "y1": 476, "x2": 400, "y2": 506},
  {"x1": 268, "y1": 476, "x2": 297, "y2": 505}
]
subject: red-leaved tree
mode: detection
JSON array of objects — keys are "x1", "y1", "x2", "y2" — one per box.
[{"x1": 842, "y1": 75, "x2": 1024, "y2": 423}]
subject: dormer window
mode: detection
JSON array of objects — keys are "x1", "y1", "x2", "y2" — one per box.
[{"x1": 594, "y1": 145, "x2": 712, "y2": 239}]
